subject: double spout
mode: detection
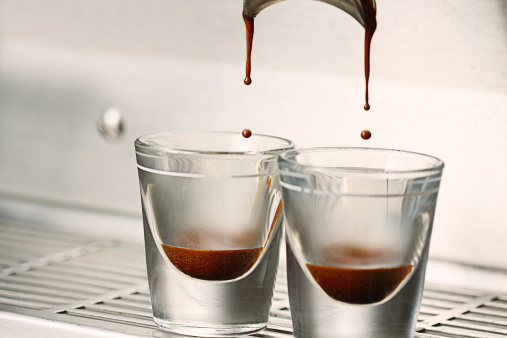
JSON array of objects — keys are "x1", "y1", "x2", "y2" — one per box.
[
  {"x1": 243, "y1": 0, "x2": 376, "y2": 30},
  {"x1": 241, "y1": 0, "x2": 377, "y2": 110}
]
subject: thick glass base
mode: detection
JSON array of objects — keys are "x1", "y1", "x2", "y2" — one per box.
[{"x1": 153, "y1": 317, "x2": 267, "y2": 337}]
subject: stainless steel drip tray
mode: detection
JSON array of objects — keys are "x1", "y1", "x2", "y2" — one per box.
[{"x1": 1, "y1": 218, "x2": 507, "y2": 337}]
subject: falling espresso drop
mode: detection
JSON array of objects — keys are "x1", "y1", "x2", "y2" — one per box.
[
  {"x1": 361, "y1": 130, "x2": 371, "y2": 140},
  {"x1": 242, "y1": 129, "x2": 252, "y2": 138}
]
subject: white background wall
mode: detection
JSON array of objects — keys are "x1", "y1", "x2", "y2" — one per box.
[{"x1": 0, "y1": 0, "x2": 506, "y2": 268}]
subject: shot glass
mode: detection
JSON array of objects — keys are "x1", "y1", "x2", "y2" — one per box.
[
  {"x1": 135, "y1": 131, "x2": 294, "y2": 337},
  {"x1": 278, "y1": 147, "x2": 444, "y2": 338}
]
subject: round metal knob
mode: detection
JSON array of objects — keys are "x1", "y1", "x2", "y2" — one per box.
[{"x1": 97, "y1": 107, "x2": 124, "y2": 141}]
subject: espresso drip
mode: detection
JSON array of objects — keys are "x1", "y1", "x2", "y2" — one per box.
[
  {"x1": 361, "y1": 0, "x2": 377, "y2": 111},
  {"x1": 243, "y1": 12, "x2": 254, "y2": 85}
]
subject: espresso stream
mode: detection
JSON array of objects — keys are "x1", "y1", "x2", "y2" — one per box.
[{"x1": 243, "y1": 12, "x2": 254, "y2": 86}]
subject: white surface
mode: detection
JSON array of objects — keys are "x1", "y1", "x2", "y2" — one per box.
[{"x1": 0, "y1": 0, "x2": 506, "y2": 269}]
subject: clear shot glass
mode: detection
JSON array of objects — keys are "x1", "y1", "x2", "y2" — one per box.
[
  {"x1": 135, "y1": 131, "x2": 294, "y2": 337},
  {"x1": 278, "y1": 147, "x2": 444, "y2": 338}
]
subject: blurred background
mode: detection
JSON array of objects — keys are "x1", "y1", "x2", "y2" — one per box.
[{"x1": 0, "y1": 0, "x2": 506, "y2": 271}]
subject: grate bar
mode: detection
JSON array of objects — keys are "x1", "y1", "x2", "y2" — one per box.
[
  {"x1": 0, "y1": 232, "x2": 88, "y2": 249},
  {"x1": 420, "y1": 294, "x2": 497, "y2": 327},
  {"x1": 112, "y1": 296, "x2": 152, "y2": 307},
  {"x1": 419, "y1": 312, "x2": 440, "y2": 321},
  {"x1": 17, "y1": 269, "x2": 128, "y2": 290},
  {"x1": 422, "y1": 290, "x2": 478, "y2": 304},
  {"x1": 39, "y1": 265, "x2": 144, "y2": 285},
  {"x1": 101, "y1": 299, "x2": 152, "y2": 311},
  {"x1": 483, "y1": 300, "x2": 507, "y2": 310},
  {"x1": 0, "y1": 257, "x2": 27, "y2": 267},
  {"x1": 458, "y1": 312, "x2": 507, "y2": 327},
  {"x1": 0, "y1": 296, "x2": 51, "y2": 310},
  {"x1": 420, "y1": 304, "x2": 451, "y2": 316},
  {"x1": 425, "y1": 324, "x2": 507, "y2": 337},
  {"x1": 0, "y1": 280, "x2": 89, "y2": 300},
  {"x1": 58, "y1": 260, "x2": 146, "y2": 278},
  {"x1": 0, "y1": 289, "x2": 74, "y2": 305},
  {"x1": 472, "y1": 306, "x2": 507, "y2": 318},
  {"x1": 445, "y1": 318, "x2": 507, "y2": 333},
  {"x1": 49, "y1": 284, "x2": 148, "y2": 313},
  {"x1": 122, "y1": 293, "x2": 152, "y2": 303},
  {"x1": 0, "y1": 274, "x2": 109, "y2": 295},
  {"x1": 0, "y1": 220, "x2": 92, "y2": 240},
  {"x1": 421, "y1": 298, "x2": 458, "y2": 310},
  {"x1": 1, "y1": 241, "x2": 116, "y2": 276},
  {"x1": 64, "y1": 308, "x2": 157, "y2": 328},
  {"x1": 65, "y1": 256, "x2": 146, "y2": 273},
  {"x1": 0, "y1": 246, "x2": 53, "y2": 258},
  {"x1": 423, "y1": 285, "x2": 485, "y2": 298},
  {"x1": 85, "y1": 303, "x2": 152, "y2": 319}
]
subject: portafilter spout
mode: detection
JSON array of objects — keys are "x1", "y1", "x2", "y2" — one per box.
[
  {"x1": 242, "y1": 0, "x2": 377, "y2": 110},
  {"x1": 243, "y1": 0, "x2": 376, "y2": 29}
]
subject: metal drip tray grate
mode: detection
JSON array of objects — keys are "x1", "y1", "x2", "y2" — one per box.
[{"x1": 1, "y1": 219, "x2": 507, "y2": 337}]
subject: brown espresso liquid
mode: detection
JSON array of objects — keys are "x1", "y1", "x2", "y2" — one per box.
[
  {"x1": 307, "y1": 242, "x2": 413, "y2": 304},
  {"x1": 162, "y1": 229, "x2": 264, "y2": 281},
  {"x1": 163, "y1": 244, "x2": 262, "y2": 281},
  {"x1": 307, "y1": 263, "x2": 412, "y2": 304}
]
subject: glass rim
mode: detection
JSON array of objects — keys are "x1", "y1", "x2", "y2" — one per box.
[
  {"x1": 135, "y1": 131, "x2": 295, "y2": 156},
  {"x1": 279, "y1": 147, "x2": 445, "y2": 175}
]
